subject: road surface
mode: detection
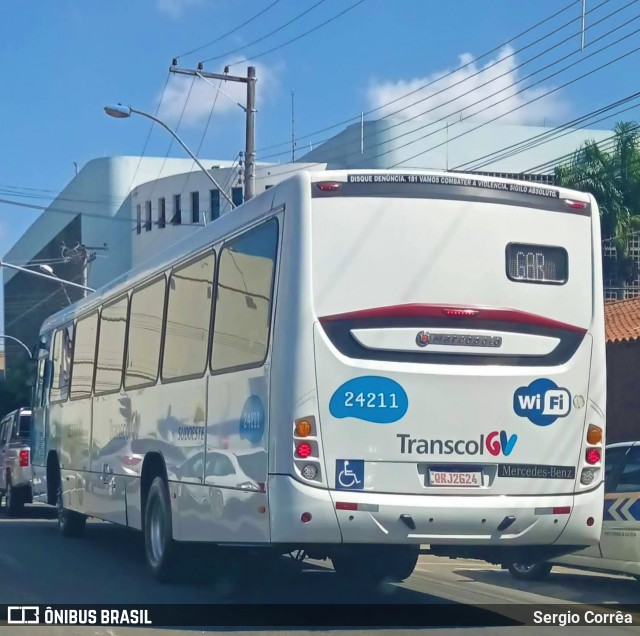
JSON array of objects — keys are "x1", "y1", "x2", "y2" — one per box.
[{"x1": 0, "y1": 504, "x2": 638, "y2": 635}]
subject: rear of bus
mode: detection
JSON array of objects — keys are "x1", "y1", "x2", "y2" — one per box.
[{"x1": 271, "y1": 170, "x2": 605, "y2": 576}]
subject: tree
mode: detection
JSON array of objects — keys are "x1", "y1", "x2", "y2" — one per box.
[{"x1": 555, "y1": 122, "x2": 640, "y2": 284}]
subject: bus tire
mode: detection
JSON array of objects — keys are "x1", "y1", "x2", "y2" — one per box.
[
  {"x1": 144, "y1": 477, "x2": 181, "y2": 583},
  {"x1": 507, "y1": 562, "x2": 552, "y2": 581},
  {"x1": 6, "y1": 477, "x2": 24, "y2": 517},
  {"x1": 57, "y1": 484, "x2": 86, "y2": 537},
  {"x1": 332, "y1": 545, "x2": 419, "y2": 585}
]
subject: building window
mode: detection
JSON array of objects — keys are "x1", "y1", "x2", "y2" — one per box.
[
  {"x1": 265, "y1": 185, "x2": 273, "y2": 190},
  {"x1": 145, "y1": 201, "x2": 152, "y2": 232},
  {"x1": 172, "y1": 194, "x2": 182, "y2": 225},
  {"x1": 125, "y1": 278, "x2": 166, "y2": 389},
  {"x1": 211, "y1": 218, "x2": 279, "y2": 372},
  {"x1": 158, "y1": 197, "x2": 166, "y2": 228},
  {"x1": 95, "y1": 296, "x2": 128, "y2": 395},
  {"x1": 232, "y1": 187, "x2": 243, "y2": 207},
  {"x1": 191, "y1": 191, "x2": 200, "y2": 224},
  {"x1": 210, "y1": 189, "x2": 220, "y2": 221},
  {"x1": 70, "y1": 312, "x2": 98, "y2": 400},
  {"x1": 136, "y1": 204, "x2": 141, "y2": 235},
  {"x1": 162, "y1": 252, "x2": 215, "y2": 380}
]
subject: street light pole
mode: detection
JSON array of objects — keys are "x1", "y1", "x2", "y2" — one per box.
[
  {"x1": 0, "y1": 335, "x2": 32, "y2": 358},
  {"x1": 170, "y1": 65, "x2": 257, "y2": 202},
  {"x1": 38, "y1": 265, "x2": 72, "y2": 305},
  {"x1": 103, "y1": 104, "x2": 234, "y2": 219},
  {"x1": 0, "y1": 260, "x2": 94, "y2": 292}
]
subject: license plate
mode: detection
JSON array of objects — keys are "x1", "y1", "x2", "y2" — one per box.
[{"x1": 428, "y1": 470, "x2": 482, "y2": 487}]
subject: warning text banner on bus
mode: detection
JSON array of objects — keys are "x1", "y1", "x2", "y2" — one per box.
[
  {"x1": 346, "y1": 173, "x2": 560, "y2": 198},
  {"x1": 1, "y1": 604, "x2": 639, "y2": 627}
]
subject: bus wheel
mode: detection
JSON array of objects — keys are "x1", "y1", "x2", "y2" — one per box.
[
  {"x1": 144, "y1": 477, "x2": 181, "y2": 583},
  {"x1": 57, "y1": 484, "x2": 86, "y2": 537},
  {"x1": 507, "y1": 562, "x2": 552, "y2": 581},
  {"x1": 6, "y1": 478, "x2": 24, "y2": 517},
  {"x1": 332, "y1": 545, "x2": 419, "y2": 585}
]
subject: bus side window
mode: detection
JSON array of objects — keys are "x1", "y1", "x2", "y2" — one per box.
[
  {"x1": 50, "y1": 328, "x2": 72, "y2": 403},
  {"x1": 70, "y1": 312, "x2": 98, "y2": 400},
  {"x1": 125, "y1": 277, "x2": 166, "y2": 390},
  {"x1": 95, "y1": 295, "x2": 129, "y2": 394},
  {"x1": 162, "y1": 252, "x2": 215, "y2": 381},
  {"x1": 211, "y1": 218, "x2": 279, "y2": 372}
]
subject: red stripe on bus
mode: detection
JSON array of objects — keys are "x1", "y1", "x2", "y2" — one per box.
[{"x1": 319, "y1": 304, "x2": 587, "y2": 334}]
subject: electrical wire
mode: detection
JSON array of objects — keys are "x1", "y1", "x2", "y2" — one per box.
[
  {"x1": 224, "y1": 0, "x2": 367, "y2": 67},
  {"x1": 175, "y1": 0, "x2": 283, "y2": 59},
  {"x1": 255, "y1": 0, "x2": 583, "y2": 155},
  {"x1": 201, "y1": 0, "x2": 328, "y2": 63}
]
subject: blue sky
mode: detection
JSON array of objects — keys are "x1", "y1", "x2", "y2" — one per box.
[{"x1": 0, "y1": 0, "x2": 638, "y2": 335}]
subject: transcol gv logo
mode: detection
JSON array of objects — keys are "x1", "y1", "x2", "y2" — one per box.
[
  {"x1": 397, "y1": 430, "x2": 517, "y2": 456},
  {"x1": 514, "y1": 378, "x2": 571, "y2": 426}
]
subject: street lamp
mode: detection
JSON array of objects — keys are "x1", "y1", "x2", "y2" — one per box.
[
  {"x1": 0, "y1": 335, "x2": 32, "y2": 359},
  {"x1": 0, "y1": 260, "x2": 94, "y2": 293},
  {"x1": 38, "y1": 265, "x2": 72, "y2": 305},
  {"x1": 104, "y1": 104, "x2": 235, "y2": 220}
]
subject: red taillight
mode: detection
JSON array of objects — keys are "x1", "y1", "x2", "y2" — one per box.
[
  {"x1": 335, "y1": 502, "x2": 358, "y2": 510},
  {"x1": 19, "y1": 450, "x2": 29, "y2": 467},
  {"x1": 565, "y1": 199, "x2": 587, "y2": 209},
  {"x1": 586, "y1": 448, "x2": 601, "y2": 465},
  {"x1": 300, "y1": 512, "x2": 312, "y2": 523},
  {"x1": 587, "y1": 517, "x2": 595, "y2": 526},
  {"x1": 442, "y1": 308, "x2": 479, "y2": 317},
  {"x1": 120, "y1": 455, "x2": 142, "y2": 466},
  {"x1": 296, "y1": 443, "x2": 312, "y2": 458},
  {"x1": 552, "y1": 506, "x2": 571, "y2": 515},
  {"x1": 316, "y1": 181, "x2": 341, "y2": 191}
]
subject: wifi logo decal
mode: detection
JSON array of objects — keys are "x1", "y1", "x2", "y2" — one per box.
[{"x1": 514, "y1": 378, "x2": 571, "y2": 427}]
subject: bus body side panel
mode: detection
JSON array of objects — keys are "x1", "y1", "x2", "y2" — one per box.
[
  {"x1": 54, "y1": 399, "x2": 91, "y2": 514},
  {"x1": 268, "y1": 174, "x2": 343, "y2": 544}
]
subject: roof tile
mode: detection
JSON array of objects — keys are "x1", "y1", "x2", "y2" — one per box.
[{"x1": 604, "y1": 297, "x2": 640, "y2": 343}]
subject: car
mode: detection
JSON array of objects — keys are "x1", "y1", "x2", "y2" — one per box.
[
  {"x1": 0, "y1": 407, "x2": 33, "y2": 516},
  {"x1": 507, "y1": 441, "x2": 640, "y2": 581}
]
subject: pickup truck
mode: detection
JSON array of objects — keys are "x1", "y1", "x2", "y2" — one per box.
[{"x1": 0, "y1": 407, "x2": 33, "y2": 516}]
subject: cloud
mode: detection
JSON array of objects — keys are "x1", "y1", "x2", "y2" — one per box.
[
  {"x1": 157, "y1": 0, "x2": 203, "y2": 18},
  {"x1": 367, "y1": 46, "x2": 570, "y2": 126},
  {"x1": 157, "y1": 60, "x2": 279, "y2": 127}
]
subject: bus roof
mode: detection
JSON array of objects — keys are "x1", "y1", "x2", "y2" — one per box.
[{"x1": 39, "y1": 169, "x2": 593, "y2": 334}]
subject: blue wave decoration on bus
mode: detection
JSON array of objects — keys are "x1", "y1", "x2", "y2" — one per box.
[{"x1": 329, "y1": 376, "x2": 408, "y2": 423}]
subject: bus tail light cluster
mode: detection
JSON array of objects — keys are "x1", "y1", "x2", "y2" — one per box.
[
  {"x1": 293, "y1": 416, "x2": 322, "y2": 484},
  {"x1": 581, "y1": 424, "x2": 603, "y2": 484},
  {"x1": 19, "y1": 449, "x2": 29, "y2": 467}
]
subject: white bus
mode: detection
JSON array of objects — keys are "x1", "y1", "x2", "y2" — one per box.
[{"x1": 30, "y1": 169, "x2": 606, "y2": 584}]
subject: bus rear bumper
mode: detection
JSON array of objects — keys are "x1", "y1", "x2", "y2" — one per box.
[{"x1": 269, "y1": 475, "x2": 602, "y2": 551}]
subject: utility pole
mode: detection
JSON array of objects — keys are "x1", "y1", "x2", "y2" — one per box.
[
  {"x1": 61, "y1": 243, "x2": 107, "y2": 298},
  {"x1": 170, "y1": 63, "x2": 257, "y2": 202},
  {"x1": 291, "y1": 90, "x2": 295, "y2": 163}
]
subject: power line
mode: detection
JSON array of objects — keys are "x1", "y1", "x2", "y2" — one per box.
[
  {"x1": 201, "y1": 0, "x2": 328, "y2": 63},
  {"x1": 384, "y1": 25, "x2": 640, "y2": 166},
  {"x1": 223, "y1": 0, "x2": 367, "y2": 67},
  {"x1": 255, "y1": 0, "x2": 624, "y2": 161},
  {"x1": 259, "y1": 0, "x2": 634, "y2": 166},
  {"x1": 175, "y1": 0, "x2": 282, "y2": 59},
  {"x1": 250, "y1": 19, "x2": 640, "y2": 181},
  {"x1": 255, "y1": 0, "x2": 583, "y2": 155},
  {"x1": 457, "y1": 91, "x2": 640, "y2": 171}
]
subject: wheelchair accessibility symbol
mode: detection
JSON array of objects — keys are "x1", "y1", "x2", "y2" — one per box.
[{"x1": 336, "y1": 459, "x2": 364, "y2": 490}]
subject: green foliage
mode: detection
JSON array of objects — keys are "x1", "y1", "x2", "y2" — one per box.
[
  {"x1": 555, "y1": 122, "x2": 640, "y2": 283},
  {"x1": 0, "y1": 358, "x2": 33, "y2": 420}
]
